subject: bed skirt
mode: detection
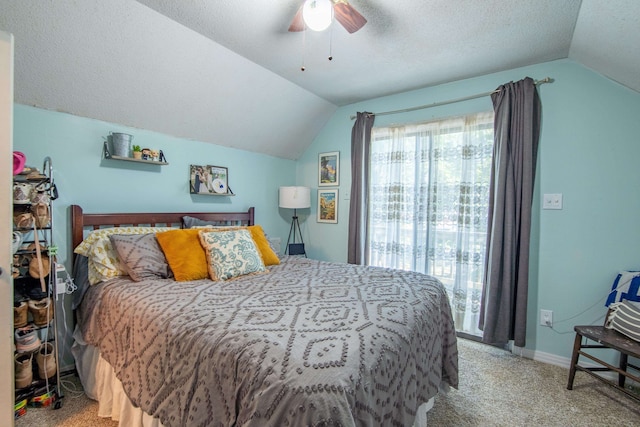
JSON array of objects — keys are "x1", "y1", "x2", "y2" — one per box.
[
  {"x1": 71, "y1": 326, "x2": 434, "y2": 427},
  {"x1": 71, "y1": 326, "x2": 165, "y2": 427}
]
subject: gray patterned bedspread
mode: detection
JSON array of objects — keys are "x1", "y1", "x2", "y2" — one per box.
[{"x1": 77, "y1": 256, "x2": 458, "y2": 427}]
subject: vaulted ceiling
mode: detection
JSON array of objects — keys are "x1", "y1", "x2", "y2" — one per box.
[{"x1": 1, "y1": 1, "x2": 638, "y2": 159}]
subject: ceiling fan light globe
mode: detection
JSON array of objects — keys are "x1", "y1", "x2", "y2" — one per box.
[{"x1": 303, "y1": 0, "x2": 334, "y2": 32}]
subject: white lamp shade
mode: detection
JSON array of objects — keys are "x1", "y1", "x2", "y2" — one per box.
[
  {"x1": 302, "y1": 0, "x2": 334, "y2": 32},
  {"x1": 279, "y1": 186, "x2": 311, "y2": 209}
]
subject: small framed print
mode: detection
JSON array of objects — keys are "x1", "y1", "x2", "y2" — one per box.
[
  {"x1": 190, "y1": 164, "x2": 229, "y2": 195},
  {"x1": 317, "y1": 189, "x2": 338, "y2": 223},
  {"x1": 318, "y1": 151, "x2": 339, "y2": 187}
]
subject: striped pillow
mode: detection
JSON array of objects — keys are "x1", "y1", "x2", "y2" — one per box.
[
  {"x1": 109, "y1": 234, "x2": 171, "y2": 282},
  {"x1": 606, "y1": 301, "x2": 640, "y2": 342}
]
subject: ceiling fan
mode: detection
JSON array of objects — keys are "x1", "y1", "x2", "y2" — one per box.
[{"x1": 288, "y1": 0, "x2": 367, "y2": 34}]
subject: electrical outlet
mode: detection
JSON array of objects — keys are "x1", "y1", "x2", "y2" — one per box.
[
  {"x1": 540, "y1": 309, "x2": 553, "y2": 327},
  {"x1": 55, "y1": 263, "x2": 67, "y2": 295},
  {"x1": 55, "y1": 262, "x2": 78, "y2": 295},
  {"x1": 55, "y1": 278, "x2": 66, "y2": 295},
  {"x1": 542, "y1": 193, "x2": 563, "y2": 210}
]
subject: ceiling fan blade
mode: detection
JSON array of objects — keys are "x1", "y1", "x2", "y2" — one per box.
[
  {"x1": 288, "y1": 5, "x2": 305, "y2": 32},
  {"x1": 333, "y1": 2, "x2": 367, "y2": 33}
]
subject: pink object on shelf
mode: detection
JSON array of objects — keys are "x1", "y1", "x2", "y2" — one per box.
[{"x1": 13, "y1": 151, "x2": 26, "y2": 175}]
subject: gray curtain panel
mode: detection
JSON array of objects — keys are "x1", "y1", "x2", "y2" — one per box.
[
  {"x1": 479, "y1": 77, "x2": 541, "y2": 347},
  {"x1": 348, "y1": 112, "x2": 375, "y2": 264}
]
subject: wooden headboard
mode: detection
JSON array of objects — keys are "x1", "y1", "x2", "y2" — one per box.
[{"x1": 70, "y1": 205, "x2": 255, "y2": 251}]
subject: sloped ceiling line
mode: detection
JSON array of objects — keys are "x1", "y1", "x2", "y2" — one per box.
[{"x1": 0, "y1": 1, "x2": 638, "y2": 160}]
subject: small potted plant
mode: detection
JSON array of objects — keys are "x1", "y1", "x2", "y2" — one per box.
[{"x1": 132, "y1": 145, "x2": 142, "y2": 159}]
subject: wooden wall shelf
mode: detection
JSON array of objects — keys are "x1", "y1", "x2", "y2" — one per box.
[
  {"x1": 103, "y1": 142, "x2": 169, "y2": 165},
  {"x1": 193, "y1": 192, "x2": 235, "y2": 196}
]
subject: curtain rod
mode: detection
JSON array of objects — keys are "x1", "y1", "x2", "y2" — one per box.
[{"x1": 350, "y1": 77, "x2": 553, "y2": 120}]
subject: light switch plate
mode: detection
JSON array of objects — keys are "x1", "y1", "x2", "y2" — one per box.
[{"x1": 542, "y1": 193, "x2": 563, "y2": 210}]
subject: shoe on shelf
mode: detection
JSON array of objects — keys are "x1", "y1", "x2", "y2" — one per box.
[
  {"x1": 13, "y1": 277, "x2": 31, "y2": 303},
  {"x1": 36, "y1": 342, "x2": 57, "y2": 380},
  {"x1": 12, "y1": 231, "x2": 24, "y2": 254},
  {"x1": 14, "y1": 301, "x2": 28, "y2": 328},
  {"x1": 15, "y1": 326, "x2": 41, "y2": 353},
  {"x1": 32, "y1": 202, "x2": 50, "y2": 228},
  {"x1": 15, "y1": 352, "x2": 33, "y2": 389},
  {"x1": 28, "y1": 298, "x2": 54, "y2": 327},
  {"x1": 26, "y1": 281, "x2": 48, "y2": 301}
]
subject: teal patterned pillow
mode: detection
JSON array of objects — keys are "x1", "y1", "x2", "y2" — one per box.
[{"x1": 198, "y1": 229, "x2": 266, "y2": 281}]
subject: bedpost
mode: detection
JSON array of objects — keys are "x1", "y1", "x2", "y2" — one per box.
[
  {"x1": 71, "y1": 204, "x2": 84, "y2": 254},
  {"x1": 248, "y1": 207, "x2": 255, "y2": 225}
]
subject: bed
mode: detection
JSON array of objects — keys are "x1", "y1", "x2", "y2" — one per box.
[{"x1": 69, "y1": 205, "x2": 458, "y2": 427}]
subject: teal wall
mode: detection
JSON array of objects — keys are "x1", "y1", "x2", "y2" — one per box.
[
  {"x1": 13, "y1": 58, "x2": 640, "y2": 364},
  {"x1": 13, "y1": 105, "x2": 297, "y2": 267},
  {"x1": 298, "y1": 59, "x2": 640, "y2": 361},
  {"x1": 13, "y1": 106, "x2": 297, "y2": 370}
]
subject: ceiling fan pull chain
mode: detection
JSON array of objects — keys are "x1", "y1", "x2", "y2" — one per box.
[
  {"x1": 328, "y1": 21, "x2": 333, "y2": 61},
  {"x1": 301, "y1": 26, "x2": 306, "y2": 71}
]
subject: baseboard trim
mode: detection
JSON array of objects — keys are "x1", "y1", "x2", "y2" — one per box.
[
  {"x1": 512, "y1": 345, "x2": 639, "y2": 387},
  {"x1": 525, "y1": 348, "x2": 571, "y2": 368}
]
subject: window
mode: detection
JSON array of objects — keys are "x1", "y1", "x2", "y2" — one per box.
[{"x1": 367, "y1": 111, "x2": 494, "y2": 336}]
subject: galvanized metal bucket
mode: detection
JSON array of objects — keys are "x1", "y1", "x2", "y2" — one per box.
[{"x1": 110, "y1": 132, "x2": 133, "y2": 157}]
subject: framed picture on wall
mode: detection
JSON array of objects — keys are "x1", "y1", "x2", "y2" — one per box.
[
  {"x1": 317, "y1": 189, "x2": 338, "y2": 223},
  {"x1": 189, "y1": 164, "x2": 229, "y2": 195},
  {"x1": 318, "y1": 151, "x2": 339, "y2": 186}
]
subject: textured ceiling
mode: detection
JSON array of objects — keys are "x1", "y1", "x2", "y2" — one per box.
[
  {"x1": 0, "y1": 0, "x2": 337, "y2": 160},
  {"x1": 1, "y1": 1, "x2": 638, "y2": 159},
  {"x1": 569, "y1": 0, "x2": 640, "y2": 92},
  {"x1": 137, "y1": 0, "x2": 583, "y2": 106}
]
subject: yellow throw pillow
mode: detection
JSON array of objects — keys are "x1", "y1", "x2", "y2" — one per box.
[
  {"x1": 248, "y1": 225, "x2": 280, "y2": 266},
  {"x1": 155, "y1": 229, "x2": 211, "y2": 281}
]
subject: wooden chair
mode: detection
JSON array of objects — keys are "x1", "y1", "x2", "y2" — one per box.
[{"x1": 567, "y1": 308, "x2": 640, "y2": 402}]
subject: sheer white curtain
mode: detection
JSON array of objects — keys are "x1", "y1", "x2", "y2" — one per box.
[{"x1": 367, "y1": 112, "x2": 494, "y2": 336}]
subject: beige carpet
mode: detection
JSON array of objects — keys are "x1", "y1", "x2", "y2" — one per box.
[
  {"x1": 16, "y1": 338, "x2": 640, "y2": 426},
  {"x1": 429, "y1": 339, "x2": 640, "y2": 426},
  {"x1": 15, "y1": 376, "x2": 117, "y2": 427}
]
